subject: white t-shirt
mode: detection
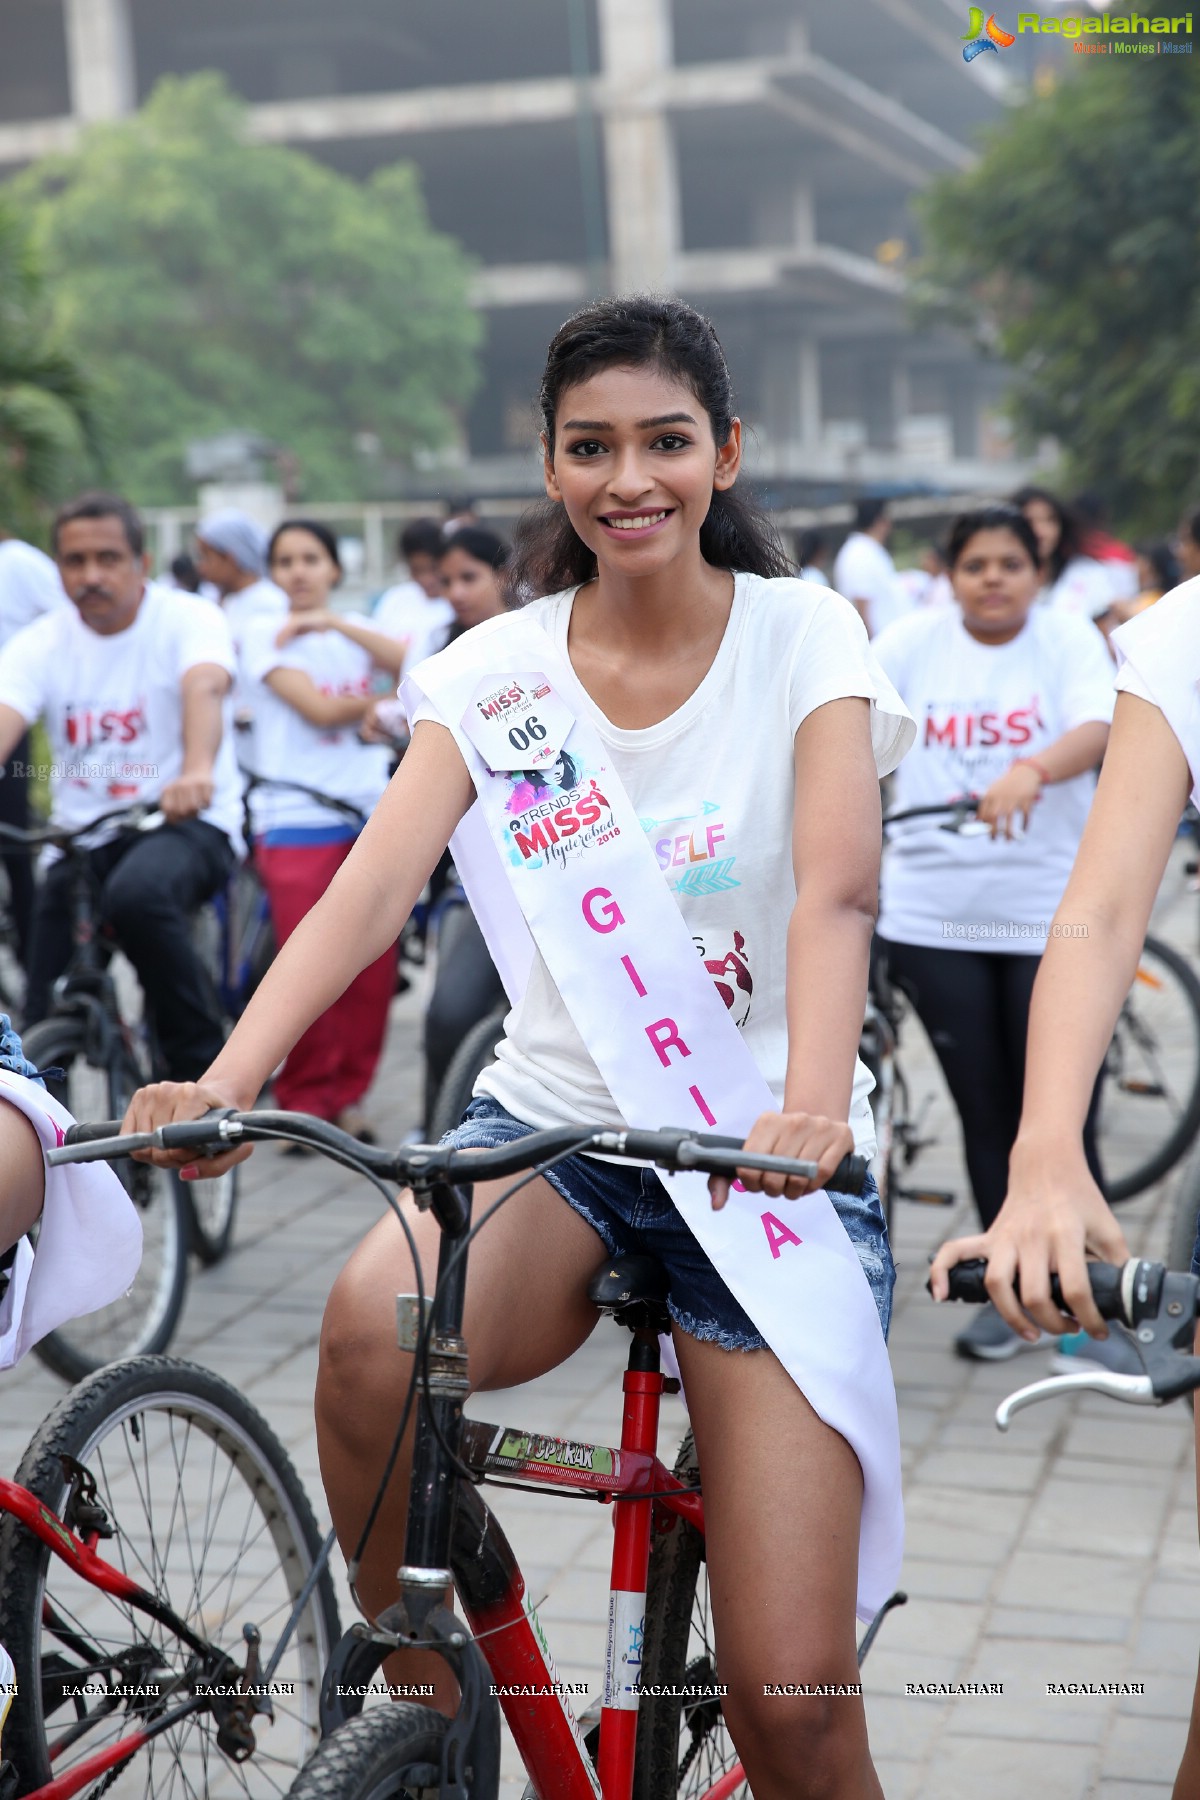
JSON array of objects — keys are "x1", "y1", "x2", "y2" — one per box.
[
  {"x1": 241, "y1": 612, "x2": 390, "y2": 832},
  {"x1": 413, "y1": 576, "x2": 915, "y2": 1153},
  {"x1": 0, "y1": 540, "x2": 67, "y2": 648},
  {"x1": 873, "y1": 606, "x2": 1116, "y2": 951},
  {"x1": 1112, "y1": 578, "x2": 1200, "y2": 805},
  {"x1": 0, "y1": 584, "x2": 243, "y2": 851},
  {"x1": 832, "y1": 532, "x2": 909, "y2": 637},
  {"x1": 1042, "y1": 556, "x2": 1114, "y2": 622},
  {"x1": 374, "y1": 580, "x2": 455, "y2": 674}
]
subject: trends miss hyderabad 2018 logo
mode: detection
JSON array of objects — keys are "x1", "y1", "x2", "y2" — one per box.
[{"x1": 962, "y1": 8, "x2": 1015, "y2": 58}]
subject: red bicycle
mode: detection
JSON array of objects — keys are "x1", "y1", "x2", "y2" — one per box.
[{"x1": 49, "y1": 1107, "x2": 905, "y2": 1799}]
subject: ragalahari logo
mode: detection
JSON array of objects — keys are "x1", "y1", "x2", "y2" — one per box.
[{"x1": 963, "y1": 7, "x2": 1017, "y2": 58}]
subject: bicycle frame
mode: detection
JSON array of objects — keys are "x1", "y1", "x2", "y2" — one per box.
[
  {"x1": 0, "y1": 1474, "x2": 229, "y2": 1800},
  {"x1": 321, "y1": 1172, "x2": 739, "y2": 1800}
]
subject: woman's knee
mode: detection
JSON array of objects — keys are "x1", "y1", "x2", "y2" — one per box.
[
  {"x1": 318, "y1": 1249, "x2": 416, "y2": 1447},
  {"x1": 723, "y1": 1682, "x2": 866, "y2": 1793}
]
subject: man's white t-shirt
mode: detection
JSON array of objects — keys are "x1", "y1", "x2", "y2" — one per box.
[
  {"x1": 0, "y1": 583, "x2": 242, "y2": 851},
  {"x1": 1112, "y1": 578, "x2": 1200, "y2": 805},
  {"x1": 411, "y1": 576, "x2": 915, "y2": 1153},
  {"x1": 832, "y1": 532, "x2": 909, "y2": 638},
  {"x1": 872, "y1": 607, "x2": 1115, "y2": 951},
  {"x1": 241, "y1": 614, "x2": 389, "y2": 832},
  {"x1": 0, "y1": 540, "x2": 67, "y2": 648},
  {"x1": 374, "y1": 580, "x2": 454, "y2": 674}
]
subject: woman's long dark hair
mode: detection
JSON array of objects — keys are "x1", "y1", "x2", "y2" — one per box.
[
  {"x1": 1009, "y1": 485, "x2": 1081, "y2": 585},
  {"x1": 508, "y1": 296, "x2": 792, "y2": 602}
]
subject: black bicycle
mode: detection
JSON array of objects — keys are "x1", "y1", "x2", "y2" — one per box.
[
  {"x1": 48, "y1": 1107, "x2": 899, "y2": 1800},
  {"x1": 0, "y1": 806, "x2": 196, "y2": 1381}
]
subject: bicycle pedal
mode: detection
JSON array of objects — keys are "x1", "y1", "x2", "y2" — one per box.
[{"x1": 895, "y1": 1186, "x2": 957, "y2": 1207}]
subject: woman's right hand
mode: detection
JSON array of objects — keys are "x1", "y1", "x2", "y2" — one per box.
[
  {"x1": 121, "y1": 1079, "x2": 254, "y2": 1177},
  {"x1": 928, "y1": 1136, "x2": 1130, "y2": 1339}
]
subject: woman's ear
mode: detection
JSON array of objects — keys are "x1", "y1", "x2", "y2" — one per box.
[
  {"x1": 542, "y1": 434, "x2": 562, "y2": 503},
  {"x1": 713, "y1": 419, "x2": 743, "y2": 493}
]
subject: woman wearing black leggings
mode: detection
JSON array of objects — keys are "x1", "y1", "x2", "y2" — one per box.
[{"x1": 870, "y1": 505, "x2": 1114, "y2": 1360}]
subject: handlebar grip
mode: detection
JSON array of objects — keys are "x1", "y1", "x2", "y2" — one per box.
[
  {"x1": 64, "y1": 1119, "x2": 124, "y2": 1145},
  {"x1": 688, "y1": 1135, "x2": 867, "y2": 1196},
  {"x1": 940, "y1": 1256, "x2": 1140, "y2": 1324}
]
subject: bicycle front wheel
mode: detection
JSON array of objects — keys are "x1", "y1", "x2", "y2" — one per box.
[
  {"x1": 22, "y1": 1015, "x2": 190, "y2": 1380},
  {"x1": 633, "y1": 1432, "x2": 747, "y2": 1800},
  {"x1": 186, "y1": 1162, "x2": 240, "y2": 1266},
  {"x1": 1098, "y1": 934, "x2": 1200, "y2": 1202},
  {"x1": 282, "y1": 1707, "x2": 449, "y2": 1798},
  {"x1": 427, "y1": 1004, "x2": 508, "y2": 1141},
  {"x1": 0, "y1": 1355, "x2": 340, "y2": 1798}
]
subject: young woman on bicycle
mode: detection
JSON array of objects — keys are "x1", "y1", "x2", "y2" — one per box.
[
  {"x1": 242, "y1": 520, "x2": 396, "y2": 1137},
  {"x1": 930, "y1": 570, "x2": 1200, "y2": 1799},
  {"x1": 871, "y1": 505, "x2": 1115, "y2": 1361},
  {"x1": 124, "y1": 296, "x2": 913, "y2": 1799}
]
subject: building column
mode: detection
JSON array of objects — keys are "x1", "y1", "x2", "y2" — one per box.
[
  {"x1": 64, "y1": 0, "x2": 135, "y2": 121},
  {"x1": 760, "y1": 334, "x2": 822, "y2": 452},
  {"x1": 861, "y1": 354, "x2": 900, "y2": 452},
  {"x1": 596, "y1": 0, "x2": 680, "y2": 292},
  {"x1": 946, "y1": 367, "x2": 980, "y2": 459}
]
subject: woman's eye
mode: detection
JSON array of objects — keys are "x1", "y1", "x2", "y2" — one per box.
[
  {"x1": 566, "y1": 439, "x2": 605, "y2": 457},
  {"x1": 654, "y1": 434, "x2": 689, "y2": 451}
]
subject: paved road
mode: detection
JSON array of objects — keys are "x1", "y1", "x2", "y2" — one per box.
[{"x1": 4, "y1": 854, "x2": 1200, "y2": 1797}]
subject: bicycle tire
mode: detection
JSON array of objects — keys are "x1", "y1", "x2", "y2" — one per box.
[
  {"x1": 22, "y1": 1016, "x2": 190, "y2": 1380},
  {"x1": 633, "y1": 1432, "x2": 747, "y2": 1800},
  {"x1": 1099, "y1": 934, "x2": 1200, "y2": 1203},
  {"x1": 185, "y1": 1163, "x2": 240, "y2": 1266},
  {"x1": 282, "y1": 1706, "x2": 449, "y2": 1799},
  {"x1": 0, "y1": 1354, "x2": 340, "y2": 1798},
  {"x1": 427, "y1": 1004, "x2": 509, "y2": 1142},
  {"x1": 1167, "y1": 1135, "x2": 1200, "y2": 1274}
]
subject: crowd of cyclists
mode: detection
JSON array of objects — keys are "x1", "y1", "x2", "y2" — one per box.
[{"x1": 0, "y1": 292, "x2": 1198, "y2": 1796}]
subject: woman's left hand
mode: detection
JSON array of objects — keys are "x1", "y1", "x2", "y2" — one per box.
[
  {"x1": 710, "y1": 1110, "x2": 855, "y2": 1210},
  {"x1": 976, "y1": 762, "x2": 1043, "y2": 839},
  {"x1": 275, "y1": 611, "x2": 332, "y2": 647}
]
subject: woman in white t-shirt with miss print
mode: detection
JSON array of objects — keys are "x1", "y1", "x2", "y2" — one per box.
[
  {"x1": 121, "y1": 297, "x2": 914, "y2": 1798},
  {"x1": 1013, "y1": 485, "x2": 1116, "y2": 630},
  {"x1": 930, "y1": 577, "x2": 1200, "y2": 1797},
  {"x1": 872, "y1": 504, "x2": 1114, "y2": 1362},
  {"x1": 241, "y1": 520, "x2": 394, "y2": 1139}
]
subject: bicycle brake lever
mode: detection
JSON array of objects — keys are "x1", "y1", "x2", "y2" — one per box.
[{"x1": 996, "y1": 1370, "x2": 1155, "y2": 1430}]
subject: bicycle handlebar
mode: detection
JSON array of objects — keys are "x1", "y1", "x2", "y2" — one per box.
[
  {"x1": 0, "y1": 802, "x2": 165, "y2": 851},
  {"x1": 52, "y1": 1110, "x2": 868, "y2": 1193},
  {"x1": 238, "y1": 768, "x2": 369, "y2": 828}
]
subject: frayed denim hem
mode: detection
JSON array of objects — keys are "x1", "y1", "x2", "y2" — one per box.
[{"x1": 668, "y1": 1300, "x2": 766, "y2": 1353}]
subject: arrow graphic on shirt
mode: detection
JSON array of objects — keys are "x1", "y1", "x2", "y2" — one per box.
[
  {"x1": 671, "y1": 857, "x2": 741, "y2": 897},
  {"x1": 639, "y1": 802, "x2": 722, "y2": 831}
]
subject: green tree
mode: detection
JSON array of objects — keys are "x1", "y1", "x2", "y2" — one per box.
[
  {"x1": 0, "y1": 195, "x2": 102, "y2": 538},
  {"x1": 917, "y1": 8, "x2": 1200, "y2": 531},
  {"x1": 14, "y1": 73, "x2": 481, "y2": 503}
]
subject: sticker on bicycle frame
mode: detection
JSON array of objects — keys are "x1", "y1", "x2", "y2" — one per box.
[
  {"x1": 603, "y1": 1590, "x2": 646, "y2": 1711},
  {"x1": 521, "y1": 1593, "x2": 602, "y2": 1797},
  {"x1": 460, "y1": 673, "x2": 573, "y2": 773},
  {"x1": 486, "y1": 1426, "x2": 620, "y2": 1486}
]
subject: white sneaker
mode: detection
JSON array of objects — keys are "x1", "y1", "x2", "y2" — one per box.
[
  {"x1": 954, "y1": 1301, "x2": 1054, "y2": 1362},
  {"x1": 1050, "y1": 1326, "x2": 1144, "y2": 1377}
]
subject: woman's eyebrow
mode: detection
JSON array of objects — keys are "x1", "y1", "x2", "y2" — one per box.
[{"x1": 560, "y1": 412, "x2": 698, "y2": 431}]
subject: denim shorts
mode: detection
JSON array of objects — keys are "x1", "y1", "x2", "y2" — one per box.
[{"x1": 441, "y1": 1095, "x2": 894, "y2": 1347}]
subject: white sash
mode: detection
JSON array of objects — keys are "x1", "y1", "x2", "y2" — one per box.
[
  {"x1": 404, "y1": 615, "x2": 903, "y2": 1620},
  {"x1": 0, "y1": 1071, "x2": 142, "y2": 1369}
]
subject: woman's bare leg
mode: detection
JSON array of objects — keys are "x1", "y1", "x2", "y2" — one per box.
[
  {"x1": 1171, "y1": 1324, "x2": 1200, "y2": 1799},
  {"x1": 0, "y1": 1102, "x2": 44, "y2": 1258},
  {"x1": 316, "y1": 1172, "x2": 609, "y2": 1703},
  {"x1": 675, "y1": 1328, "x2": 883, "y2": 1800}
]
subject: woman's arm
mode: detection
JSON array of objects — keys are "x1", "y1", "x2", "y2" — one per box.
[
  {"x1": 717, "y1": 696, "x2": 879, "y2": 1206},
  {"x1": 275, "y1": 611, "x2": 407, "y2": 676},
  {"x1": 123, "y1": 721, "x2": 477, "y2": 1161},
  {"x1": 929, "y1": 692, "x2": 1191, "y2": 1334},
  {"x1": 976, "y1": 718, "x2": 1109, "y2": 837},
  {"x1": 264, "y1": 666, "x2": 372, "y2": 729}
]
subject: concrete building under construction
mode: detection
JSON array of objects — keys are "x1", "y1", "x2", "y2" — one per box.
[{"x1": 1, "y1": 0, "x2": 1023, "y2": 503}]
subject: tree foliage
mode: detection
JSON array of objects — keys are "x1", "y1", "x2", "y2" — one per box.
[
  {"x1": 916, "y1": 8, "x2": 1200, "y2": 531},
  {"x1": 0, "y1": 196, "x2": 102, "y2": 538},
  {"x1": 13, "y1": 74, "x2": 481, "y2": 503}
]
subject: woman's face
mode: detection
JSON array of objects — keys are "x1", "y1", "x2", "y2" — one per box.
[
  {"x1": 440, "y1": 545, "x2": 504, "y2": 627},
  {"x1": 1021, "y1": 498, "x2": 1061, "y2": 566},
  {"x1": 269, "y1": 529, "x2": 339, "y2": 610},
  {"x1": 544, "y1": 365, "x2": 741, "y2": 577},
  {"x1": 951, "y1": 528, "x2": 1040, "y2": 640}
]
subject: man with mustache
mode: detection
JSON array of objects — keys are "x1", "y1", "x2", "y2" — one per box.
[{"x1": 0, "y1": 492, "x2": 243, "y2": 1082}]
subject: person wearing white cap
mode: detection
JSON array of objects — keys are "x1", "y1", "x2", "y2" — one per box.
[{"x1": 194, "y1": 509, "x2": 287, "y2": 760}]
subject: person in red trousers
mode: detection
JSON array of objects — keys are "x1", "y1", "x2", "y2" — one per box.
[{"x1": 242, "y1": 520, "x2": 402, "y2": 1141}]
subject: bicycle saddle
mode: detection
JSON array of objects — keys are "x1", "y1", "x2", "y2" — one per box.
[{"x1": 587, "y1": 1252, "x2": 671, "y2": 1333}]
